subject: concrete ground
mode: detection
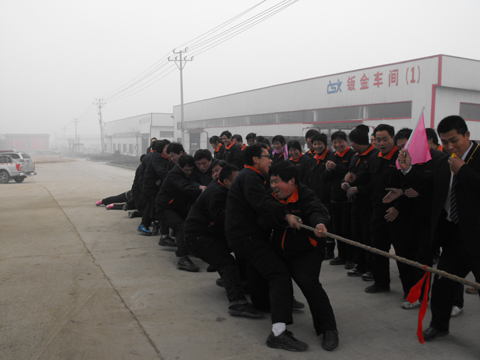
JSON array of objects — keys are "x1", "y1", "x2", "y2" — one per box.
[{"x1": 1, "y1": 158, "x2": 479, "y2": 360}]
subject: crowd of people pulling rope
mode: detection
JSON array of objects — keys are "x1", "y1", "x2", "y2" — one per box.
[{"x1": 95, "y1": 115, "x2": 480, "y2": 352}]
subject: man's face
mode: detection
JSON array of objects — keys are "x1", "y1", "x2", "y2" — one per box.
[
  {"x1": 247, "y1": 138, "x2": 254, "y2": 146},
  {"x1": 289, "y1": 147, "x2": 301, "y2": 160},
  {"x1": 195, "y1": 158, "x2": 212, "y2": 173},
  {"x1": 169, "y1": 151, "x2": 184, "y2": 164},
  {"x1": 270, "y1": 175, "x2": 296, "y2": 200},
  {"x1": 396, "y1": 138, "x2": 408, "y2": 150},
  {"x1": 180, "y1": 165, "x2": 194, "y2": 178},
  {"x1": 273, "y1": 141, "x2": 284, "y2": 153},
  {"x1": 375, "y1": 130, "x2": 395, "y2": 155},
  {"x1": 212, "y1": 164, "x2": 222, "y2": 180},
  {"x1": 254, "y1": 148, "x2": 272, "y2": 175},
  {"x1": 333, "y1": 138, "x2": 348, "y2": 153},
  {"x1": 306, "y1": 137, "x2": 313, "y2": 149},
  {"x1": 439, "y1": 129, "x2": 471, "y2": 157},
  {"x1": 350, "y1": 141, "x2": 362, "y2": 153},
  {"x1": 236, "y1": 140, "x2": 243, "y2": 148},
  {"x1": 221, "y1": 135, "x2": 232, "y2": 146},
  {"x1": 371, "y1": 135, "x2": 376, "y2": 145},
  {"x1": 210, "y1": 142, "x2": 217, "y2": 150},
  {"x1": 312, "y1": 140, "x2": 326, "y2": 154}
]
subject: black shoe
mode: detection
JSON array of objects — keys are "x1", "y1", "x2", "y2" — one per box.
[
  {"x1": 215, "y1": 278, "x2": 224, "y2": 287},
  {"x1": 128, "y1": 211, "x2": 136, "y2": 218},
  {"x1": 365, "y1": 284, "x2": 390, "y2": 293},
  {"x1": 266, "y1": 330, "x2": 309, "y2": 352},
  {"x1": 207, "y1": 264, "x2": 217, "y2": 272},
  {"x1": 361, "y1": 272, "x2": 374, "y2": 281},
  {"x1": 344, "y1": 260, "x2": 355, "y2": 270},
  {"x1": 228, "y1": 301, "x2": 263, "y2": 319},
  {"x1": 158, "y1": 235, "x2": 176, "y2": 247},
  {"x1": 324, "y1": 251, "x2": 334, "y2": 261},
  {"x1": 292, "y1": 298, "x2": 305, "y2": 309},
  {"x1": 176, "y1": 256, "x2": 199, "y2": 272},
  {"x1": 322, "y1": 330, "x2": 339, "y2": 351},
  {"x1": 347, "y1": 268, "x2": 365, "y2": 277},
  {"x1": 151, "y1": 222, "x2": 160, "y2": 236},
  {"x1": 330, "y1": 257, "x2": 346, "y2": 266},
  {"x1": 423, "y1": 327, "x2": 448, "y2": 341}
]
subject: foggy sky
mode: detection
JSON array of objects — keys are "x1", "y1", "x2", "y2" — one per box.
[{"x1": 1, "y1": 0, "x2": 479, "y2": 141}]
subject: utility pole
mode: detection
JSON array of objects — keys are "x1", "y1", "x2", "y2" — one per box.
[
  {"x1": 168, "y1": 48, "x2": 193, "y2": 146},
  {"x1": 72, "y1": 118, "x2": 80, "y2": 153},
  {"x1": 94, "y1": 98, "x2": 106, "y2": 153}
]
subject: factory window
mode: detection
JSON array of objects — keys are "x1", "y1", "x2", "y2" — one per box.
[
  {"x1": 226, "y1": 116, "x2": 248, "y2": 126},
  {"x1": 315, "y1": 102, "x2": 411, "y2": 122},
  {"x1": 160, "y1": 131, "x2": 174, "y2": 137},
  {"x1": 277, "y1": 110, "x2": 315, "y2": 123},
  {"x1": 250, "y1": 114, "x2": 276, "y2": 125},
  {"x1": 460, "y1": 103, "x2": 480, "y2": 121}
]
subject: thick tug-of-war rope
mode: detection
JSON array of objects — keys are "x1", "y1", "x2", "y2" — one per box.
[{"x1": 298, "y1": 223, "x2": 480, "y2": 344}]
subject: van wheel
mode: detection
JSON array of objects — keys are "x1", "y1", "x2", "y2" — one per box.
[
  {"x1": 0, "y1": 171, "x2": 10, "y2": 184},
  {"x1": 14, "y1": 176, "x2": 26, "y2": 183}
]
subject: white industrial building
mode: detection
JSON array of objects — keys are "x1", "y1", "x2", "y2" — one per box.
[
  {"x1": 173, "y1": 55, "x2": 480, "y2": 153},
  {"x1": 103, "y1": 113, "x2": 174, "y2": 156}
]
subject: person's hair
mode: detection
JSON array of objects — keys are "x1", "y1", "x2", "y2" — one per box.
[
  {"x1": 272, "y1": 135, "x2": 286, "y2": 145},
  {"x1": 232, "y1": 134, "x2": 243, "y2": 143},
  {"x1": 374, "y1": 124, "x2": 395, "y2": 138},
  {"x1": 245, "y1": 132, "x2": 256, "y2": 141},
  {"x1": 311, "y1": 133, "x2": 328, "y2": 146},
  {"x1": 331, "y1": 131, "x2": 347, "y2": 142},
  {"x1": 255, "y1": 136, "x2": 270, "y2": 146},
  {"x1": 154, "y1": 139, "x2": 171, "y2": 153},
  {"x1": 217, "y1": 160, "x2": 228, "y2": 168},
  {"x1": 193, "y1": 149, "x2": 212, "y2": 162},
  {"x1": 425, "y1": 128, "x2": 439, "y2": 145},
  {"x1": 244, "y1": 143, "x2": 267, "y2": 165},
  {"x1": 219, "y1": 164, "x2": 239, "y2": 182},
  {"x1": 269, "y1": 161, "x2": 299, "y2": 185},
  {"x1": 178, "y1": 154, "x2": 195, "y2": 168},
  {"x1": 287, "y1": 139, "x2": 302, "y2": 152},
  {"x1": 209, "y1": 135, "x2": 221, "y2": 144},
  {"x1": 394, "y1": 128, "x2": 412, "y2": 145},
  {"x1": 305, "y1": 129, "x2": 320, "y2": 140},
  {"x1": 166, "y1": 142, "x2": 184, "y2": 155},
  {"x1": 151, "y1": 137, "x2": 157, "y2": 141},
  {"x1": 437, "y1": 115, "x2": 468, "y2": 136},
  {"x1": 140, "y1": 154, "x2": 146, "y2": 162},
  {"x1": 220, "y1": 130, "x2": 232, "y2": 139}
]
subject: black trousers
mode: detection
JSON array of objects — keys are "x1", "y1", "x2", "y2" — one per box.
[
  {"x1": 330, "y1": 201, "x2": 352, "y2": 260},
  {"x1": 370, "y1": 208, "x2": 416, "y2": 297},
  {"x1": 351, "y1": 202, "x2": 373, "y2": 273},
  {"x1": 430, "y1": 218, "x2": 480, "y2": 332},
  {"x1": 284, "y1": 247, "x2": 337, "y2": 335},
  {"x1": 158, "y1": 209, "x2": 187, "y2": 257},
  {"x1": 185, "y1": 234, "x2": 246, "y2": 303},
  {"x1": 102, "y1": 192, "x2": 128, "y2": 205},
  {"x1": 233, "y1": 236, "x2": 293, "y2": 325}
]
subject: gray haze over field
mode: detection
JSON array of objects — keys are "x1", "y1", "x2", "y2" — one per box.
[{"x1": 1, "y1": 0, "x2": 479, "y2": 141}]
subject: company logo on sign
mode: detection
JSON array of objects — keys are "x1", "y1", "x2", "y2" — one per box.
[{"x1": 327, "y1": 79, "x2": 342, "y2": 94}]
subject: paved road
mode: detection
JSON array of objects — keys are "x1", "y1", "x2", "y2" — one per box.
[{"x1": 1, "y1": 158, "x2": 479, "y2": 360}]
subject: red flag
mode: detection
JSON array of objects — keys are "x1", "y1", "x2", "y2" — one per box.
[{"x1": 396, "y1": 111, "x2": 432, "y2": 169}]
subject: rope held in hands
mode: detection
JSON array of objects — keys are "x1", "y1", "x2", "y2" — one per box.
[{"x1": 298, "y1": 223, "x2": 480, "y2": 344}]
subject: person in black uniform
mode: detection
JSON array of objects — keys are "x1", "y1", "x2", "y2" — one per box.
[
  {"x1": 185, "y1": 165, "x2": 263, "y2": 319},
  {"x1": 325, "y1": 131, "x2": 355, "y2": 269},
  {"x1": 398, "y1": 116, "x2": 480, "y2": 341},
  {"x1": 287, "y1": 139, "x2": 313, "y2": 184},
  {"x1": 304, "y1": 129, "x2": 320, "y2": 158},
  {"x1": 269, "y1": 161, "x2": 339, "y2": 351},
  {"x1": 210, "y1": 136, "x2": 225, "y2": 160},
  {"x1": 190, "y1": 149, "x2": 216, "y2": 187},
  {"x1": 342, "y1": 125, "x2": 378, "y2": 281},
  {"x1": 156, "y1": 155, "x2": 203, "y2": 272},
  {"x1": 308, "y1": 133, "x2": 335, "y2": 259},
  {"x1": 346, "y1": 124, "x2": 416, "y2": 299},
  {"x1": 271, "y1": 135, "x2": 288, "y2": 164},
  {"x1": 221, "y1": 131, "x2": 244, "y2": 169},
  {"x1": 225, "y1": 143, "x2": 308, "y2": 352}
]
